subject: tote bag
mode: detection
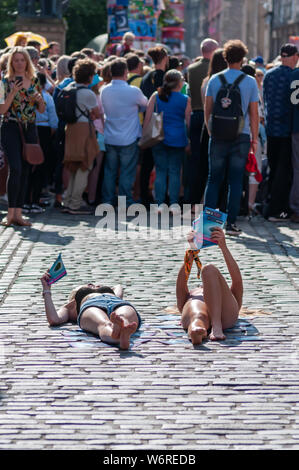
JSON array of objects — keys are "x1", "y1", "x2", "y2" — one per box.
[{"x1": 138, "y1": 92, "x2": 164, "y2": 150}]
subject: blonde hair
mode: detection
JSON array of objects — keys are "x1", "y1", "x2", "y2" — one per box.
[
  {"x1": 123, "y1": 32, "x2": 135, "y2": 42},
  {"x1": 6, "y1": 47, "x2": 36, "y2": 81}
]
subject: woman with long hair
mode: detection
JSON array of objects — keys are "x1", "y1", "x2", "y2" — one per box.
[
  {"x1": 0, "y1": 47, "x2": 45, "y2": 226},
  {"x1": 143, "y1": 69, "x2": 191, "y2": 213}
]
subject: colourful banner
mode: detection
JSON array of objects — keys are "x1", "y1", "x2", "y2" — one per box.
[
  {"x1": 107, "y1": 0, "x2": 161, "y2": 43},
  {"x1": 161, "y1": 0, "x2": 185, "y2": 53}
]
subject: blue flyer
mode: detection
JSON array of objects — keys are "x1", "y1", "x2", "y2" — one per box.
[
  {"x1": 47, "y1": 253, "x2": 67, "y2": 285},
  {"x1": 192, "y1": 207, "x2": 227, "y2": 249}
]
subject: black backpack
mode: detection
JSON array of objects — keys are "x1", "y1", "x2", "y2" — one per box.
[
  {"x1": 55, "y1": 82, "x2": 89, "y2": 124},
  {"x1": 211, "y1": 73, "x2": 246, "y2": 141}
]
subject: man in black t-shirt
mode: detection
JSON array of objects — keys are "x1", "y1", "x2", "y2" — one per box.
[{"x1": 139, "y1": 46, "x2": 169, "y2": 207}]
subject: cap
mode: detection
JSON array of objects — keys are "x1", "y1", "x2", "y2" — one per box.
[
  {"x1": 88, "y1": 74, "x2": 103, "y2": 89},
  {"x1": 252, "y1": 55, "x2": 264, "y2": 64},
  {"x1": 280, "y1": 43, "x2": 298, "y2": 58}
]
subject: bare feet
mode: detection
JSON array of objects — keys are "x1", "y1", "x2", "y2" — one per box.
[
  {"x1": 14, "y1": 218, "x2": 32, "y2": 227},
  {"x1": 209, "y1": 327, "x2": 226, "y2": 341},
  {"x1": 188, "y1": 326, "x2": 207, "y2": 345},
  {"x1": 110, "y1": 311, "x2": 137, "y2": 349},
  {"x1": 119, "y1": 322, "x2": 137, "y2": 350},
  {"x1": 110, "y1": 311, "x2": 124, "y2": 340}
]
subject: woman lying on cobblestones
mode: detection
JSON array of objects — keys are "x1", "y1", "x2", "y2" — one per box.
[
  {"x1": 40, "y1": 276, "x2": 141, "y2": 349},
  {"x1": 176, "y1": 228, "x2": 243, "y2": 345}
]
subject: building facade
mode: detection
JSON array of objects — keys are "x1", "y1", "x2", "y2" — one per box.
[
  {"x1": 184, "y1": 0, "x2": 276, "y2": 62},
  {"x1": 271, "y1": 0, "x2": 299, "y2": 58},
  {"x1": 184, "y1": 0, "x2": 208, "y2": 58}
]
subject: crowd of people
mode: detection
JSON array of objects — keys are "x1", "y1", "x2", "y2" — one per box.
[{"x1": 0, "y1": 31, "x2": 298, "y2": 232}]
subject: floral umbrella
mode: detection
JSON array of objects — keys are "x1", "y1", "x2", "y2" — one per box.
[{"x1": 5, "y1": 32, "x2": 49, "y2": 50}]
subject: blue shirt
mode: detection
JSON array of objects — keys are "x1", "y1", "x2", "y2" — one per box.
[
  {"x1": 206, "y1": 68, "x2": 259, "y2": 136},
  {"x1": 291, "y1": 67, "x2": 299, "y2": 134},
  {"x1": 100, "y1": 80, "x2": 148, "y2": 146},
  {"x1": 156, "y1": 91, "x2": 188, "y2": 147},
  {"x1": 263, "y1": 65, "x2": 293, "y2": 137},
  {"x1": 36, "y1": 90, "x2": 58, "y2": 129}
]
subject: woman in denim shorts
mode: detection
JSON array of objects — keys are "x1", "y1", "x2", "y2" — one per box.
[{"x1": 40, "y1": 274, "x2": 141, "y2": 350}]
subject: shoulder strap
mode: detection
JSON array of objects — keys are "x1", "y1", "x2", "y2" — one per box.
[
  {"x1": 74, "y1": 85, "x2": 91, "y2": 120},
  {"x1": 219, "y1": 73, "x2": 228, "y2": 86},
  {"x1": 127, "y1": 74, "x2": 140, "y2": 85},
  {"x1": 231, "y1": 73, "x2": 246, "y2": 89}
]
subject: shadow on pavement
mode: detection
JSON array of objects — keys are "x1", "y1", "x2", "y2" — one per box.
[
  {"x1": 14, "y1": 226, "x2": 74, "y2": 246},
  {"x1": 191, "y1": 319, "x2": 262, "y2": 350}
]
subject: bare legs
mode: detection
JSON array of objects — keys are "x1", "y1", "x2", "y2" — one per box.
[
  {"x1": 79, "y1": 305, "x2": 138, "y2": 350},
  {"x1": 180, "y1": 264, "x2": 240, "y2": 344},
  {"x1": 201, "y1": 264, "x2": 239, "y2": 340}
]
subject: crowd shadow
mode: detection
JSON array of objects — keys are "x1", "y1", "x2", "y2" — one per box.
[
  {"x1": 14, "y1": 225, "x2": 74, "y2": 246},
  {"x1": 3, "y1": 201, "x2": 297, "y2": 259}
]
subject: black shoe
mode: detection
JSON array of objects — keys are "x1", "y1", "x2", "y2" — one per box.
[
  {"x1": 22, "y1": 204, "x2": 31, "y2": 214},
  {"x1": 268, "y1": 212, "x2": 290, "y2": 222},
  {"x1": 54, "y1": 200, "x2": 63, "y2": 208},
  {"x1": 226, "y1": 224, "x2": 242, "y2": 236},
  {"x1": 30, "y1": 204, "x2": 45, "y2": 214},
  {"x1": 39, "y1": 200, "x2": 51, "y2": 207}
]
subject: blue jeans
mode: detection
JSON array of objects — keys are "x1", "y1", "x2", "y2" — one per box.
[
  {"x1": 101, "y1": 140, "x2": 139, "y2": 206},
  {"x1": 152, "y1": 142, "x2": 184, "y2": 205},
  {"x1": 204, "y1": 134, "x2": 250, "y2": 225}
]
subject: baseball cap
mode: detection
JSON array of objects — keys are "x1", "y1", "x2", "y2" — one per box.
[
  {"x1": 280, "y1": 43, "x2": 298, "y2": 57},
  {"x1": 252, "y1": 55, "x2": 264, "y2": 64},
  {"x1": 88, "y1": 73, "x2": 103, "y2": 89}
]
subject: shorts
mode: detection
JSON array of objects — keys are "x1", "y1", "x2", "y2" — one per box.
[{"x1": 77, "y1": 294, "x2": 141, "y2": 330}]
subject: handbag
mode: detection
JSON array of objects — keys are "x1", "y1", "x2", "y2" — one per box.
[
  {"x1": 138, "y1": 92, "x2": 164, "y2": 150},
  {"x1": 17, "y1": 121, "x2": 44, "y2": 165}
]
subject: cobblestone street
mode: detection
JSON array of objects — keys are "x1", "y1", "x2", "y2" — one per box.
[{"x1": 0, "y1": 205, "x2": 299, "y2": 450}]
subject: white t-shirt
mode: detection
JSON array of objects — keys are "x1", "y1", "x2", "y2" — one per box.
[{"x1": 75, "y1": 84, "x2": 97, "y2": 123}]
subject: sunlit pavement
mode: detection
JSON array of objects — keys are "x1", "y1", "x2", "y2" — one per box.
[{"x1": 0, "y1": 206, "x2": 298, "y2": 450}]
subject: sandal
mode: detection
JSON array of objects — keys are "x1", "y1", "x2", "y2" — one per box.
[{"x1": 0, "y1": 218, "x2": 14, "y2": 227}]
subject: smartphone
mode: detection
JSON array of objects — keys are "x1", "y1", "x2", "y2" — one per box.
[{"x1": 15, "y1": 76, "x2": 23, "y2": 85}]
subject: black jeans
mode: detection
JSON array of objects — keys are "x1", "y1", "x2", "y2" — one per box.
[
  {"x1": 26, "y1": 126, "x2": 53, "y2": 205},
  {"x1": 267, "y1": 136, "x2": 293, "y2": 216},
  {"x1": 139, "y1": 147, "x2": 154, "y2": 206},
  {"x1": 53, "y1": 125, "x2": 65, "y2": 196},
  {"x1": 0, "y1": 121, "x2": 36, "y2": 208},
  {"x1": 186, "y1": 110, "x2": 204, "y2": 203}
]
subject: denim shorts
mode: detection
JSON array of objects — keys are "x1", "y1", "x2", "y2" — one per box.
[{"x1": 77, "y1": 294, "x2": 141, "y2": 330}]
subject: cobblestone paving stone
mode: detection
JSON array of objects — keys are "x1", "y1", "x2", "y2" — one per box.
[{"x1": 0, "y1": 206, "x2": 298, "y2": 450}]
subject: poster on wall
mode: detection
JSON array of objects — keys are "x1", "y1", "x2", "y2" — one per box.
[
  {"x1": 161, "y1": 0, "x2": 185, "y2": 53},
  {"x1": 107, "y1": 0, "x2": 163, "y2": 51}
]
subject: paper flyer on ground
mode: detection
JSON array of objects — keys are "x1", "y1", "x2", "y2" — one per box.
[
  {"x1": 47, "y1": 253, "x2": 67, "y2": 285},
  {"x1": 192, "y1": 207, "x2": 227, "y2": 249}
]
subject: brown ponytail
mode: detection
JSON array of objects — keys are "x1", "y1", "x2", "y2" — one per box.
[{"x1": 158, "y1": 69, "x2": 183, "y2": 102}]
